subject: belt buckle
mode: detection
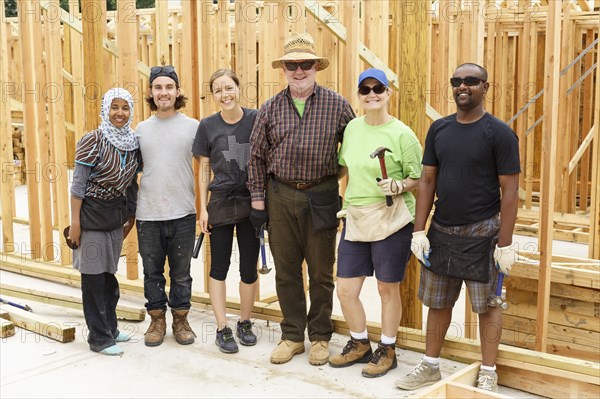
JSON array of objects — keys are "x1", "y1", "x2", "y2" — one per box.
[{"x1": 296, "y1": 182, "x2": 307, "y2": 190}]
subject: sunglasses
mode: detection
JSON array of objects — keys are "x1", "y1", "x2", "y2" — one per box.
[
  {"x1": 450, "y1": 76, "x2": 485, "y2": 87},
  {"x1": 358, "y1": 84, "x2": 387, "y2": 95},
  {"x1": 284, "y1": 61, "x2": 316, "y2": 71},
  {"x1": 151, "y1": 65, "x2": 175, "y2": 74}
]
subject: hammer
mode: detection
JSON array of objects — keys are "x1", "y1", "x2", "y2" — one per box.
[
  {"x1": 370, "y1": 147, "x2": 393, "y2": 206},
  {"x1": 493, "y1": 272, "x2": 508, "y2": 310},
  {"x1": 258, "y1": 226, "x2": 272, "y2": 274}
]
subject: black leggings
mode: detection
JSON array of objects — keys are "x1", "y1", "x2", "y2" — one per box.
[{"x1": 209, "y1": 218, "x2": 259, "y2": 284}]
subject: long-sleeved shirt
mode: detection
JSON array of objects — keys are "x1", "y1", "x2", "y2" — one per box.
[{"x1": 247, "y1": 84, "x2": 355, "y2": 201}]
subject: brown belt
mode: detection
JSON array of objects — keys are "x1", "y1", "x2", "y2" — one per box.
[{"x1": 275, "y1": 175, "x2": 334, "y2": 190}]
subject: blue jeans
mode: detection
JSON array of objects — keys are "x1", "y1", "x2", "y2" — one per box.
[{"x1": 137, "y1": 214, "x2": 196, "y2": 311}]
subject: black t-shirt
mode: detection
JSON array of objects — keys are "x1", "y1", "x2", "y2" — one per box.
[
  {"x1": 192, "y1": 108, "x2": 258, "y2": 193},
  {"x1": 422, "y1": 112, "x2": 520, "y2": 226}
]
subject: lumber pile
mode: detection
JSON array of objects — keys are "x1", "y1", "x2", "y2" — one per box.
[{"x1": 502, "y1": 255, "x2": 600, "y2": 362}]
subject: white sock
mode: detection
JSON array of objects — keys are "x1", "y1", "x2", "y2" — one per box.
[
  {"x1": 480, "y1": 364, "x2": 496, "y2": 372},
  {"x1": 380, "y1": 334, "x2": 396, "y2": 345},
  {"x1": 423, "y1": 355, "x2": 440, "y2": 366},
  {"x1": 350, "y1": 330, "x2": 368, "y2": 340}
]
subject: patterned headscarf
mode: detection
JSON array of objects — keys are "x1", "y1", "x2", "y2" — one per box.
[{"x1": 99, "y1": 88, "x2": 138, "y2": 151}]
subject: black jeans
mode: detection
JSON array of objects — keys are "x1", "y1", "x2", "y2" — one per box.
[
  {"x1": 81, "y1": 272, "x2": 120, "y2": 352},
  {"x1": 137, "y1": 214, "x2": 196, "y2": 311},
  {"x1": 209, "y1": 219, "x2": 259, "y2": 284}
]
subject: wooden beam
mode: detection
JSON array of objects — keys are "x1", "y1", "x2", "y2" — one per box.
[
  {"x1": 396, "y1": 0, "x2": 427, "y2": 330},
  {"x1": 0, "y1": 284, "x2": 145, "y2": 321},
  {"x1": 0, "y1": 318, "x2": 16, "y2": 338},
  {"x1": 18, "y1": 0, "x2": 42, "y2": 259},
  {"x1": 81, "y1": 0, "x2": 105, "y2": 132},
  {"x1": 536, "y1": 0, "x2": 562, "y2": 352},
  {"x1": 235, "y1": 1, "x2": 258, "y2": 109},
  {"x1": 589, "y1": 11, "x2": 600, "y2": 259},
  {"x1": 0, "y1": 304, "x2": 75, "y2": 343},
  {"x1": 154, "y1": 0, "x2": 169, "y2": 66},
  {"x1": 45, "y1": 0, "x2": 71, "y2": 266},
  {"x1": 341, "y1": 1, "x2": 359, "y2": 112},
  {"x1": 0, "y1": 0, "x2": 16, "y2": 251}
]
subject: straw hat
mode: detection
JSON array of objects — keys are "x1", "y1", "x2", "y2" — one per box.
[{"x1": 271, "y1": 32, "x2": 329, "y2": 71}]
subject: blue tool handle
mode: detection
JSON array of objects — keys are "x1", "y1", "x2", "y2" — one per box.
[
  {"x1": 259, "y1": 228, "x2": 267, "y2": 266},
  {"x1": 495, "y1": 271, "x2": 504, "y2": 297}
]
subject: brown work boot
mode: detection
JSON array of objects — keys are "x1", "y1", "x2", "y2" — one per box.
[
  {"x1": 309, "y1": 341, "x2": 330, "y2": 366},
  {"x1": 329, "y1": 338, "x2": 373, "y2": 368},
  {"x1": 171, "y1": 309, "x2": 197, "y2": 345},
  {"x1": 270, "y1": 340, "x2": 305, "y2": 364},
  {"x1": 144, "y1": 309, "x2": 167, "y2": 347},
  {"x1": 361, "y1": 342, "x2": 397, "y2": 378}
]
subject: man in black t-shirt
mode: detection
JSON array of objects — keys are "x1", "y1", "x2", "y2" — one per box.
[{"x1": 396, "y1": 63, "x2": 520, "y2": 393}]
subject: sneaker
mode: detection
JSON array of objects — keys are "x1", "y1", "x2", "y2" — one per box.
[
  {"x1": 477, "y1": 369, "x2": 498, "y2": 392},
  {"x1": 236, "y1": 320, "x2": 257, "y2": 346},
  {"x1": 395, "y1": 359, "x2": 442, "y2": 390},
  {"x1": 98, "y1": 344, "x2": 124, "y2": 356},
  {"x1": 329, "y1": 338, "x2": 372, "y2": 368},
  {"x1": 115, "y1": 331, "x2": 131, "y2": 342},
  {"x1": 216, "y1": 326, "x2": 239, "y2": 354},
  {"x1": 361, "y1": 342, "x2": 397, "y2": 378}
]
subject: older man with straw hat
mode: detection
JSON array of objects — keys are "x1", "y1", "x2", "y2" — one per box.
[{"x1": 248, "y1": 32, "x2": 355, "y2": 366}]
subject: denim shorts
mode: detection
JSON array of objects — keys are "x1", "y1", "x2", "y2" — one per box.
[{"x1": 337, "y1": 221, "x2": 413, "y2": 283}]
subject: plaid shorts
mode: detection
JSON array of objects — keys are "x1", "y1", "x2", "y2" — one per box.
[{"x1": 418, "y1": 215, "x2": 500, "y2": 313}]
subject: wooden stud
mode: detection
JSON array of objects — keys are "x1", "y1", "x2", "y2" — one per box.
[
  {"x1": 81, "y1": 0, "x2": 105, "y2": 132},
  {"x1": 340, "y1": 1, "x2": 359, "y2": 113},
  {"x1": 0, "y1": 0, "x2": 16, "y2": 252},
  {"x1": 18, "y1": 0, "x2": 42, "y2": 260},
  {"x1": 45, "y1": 0, "x2": 71, "y2": 266},
  {"x1": 235, "y1": 1, "x2": 258, "y2": 109},
  {"x1": 69, "y1": 0, "x2": 85, "y2": 143}
]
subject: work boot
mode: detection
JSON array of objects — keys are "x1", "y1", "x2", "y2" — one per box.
[
  {"x1": 144, "y1": 309, "x2": 166, "y2": 347},
  {"x1": 329, "y1": 338, "x2": 373, "y2": 368},
  {"x1": 216, "y1": 326, "x2": 239, "y2": 353},
  {"x1": 395, "y1": 359, "x2": 442, "y2": 390},
  {"x1": 270, "y1": 340, "x2": 305, "y2": 364},
  {"x1": 309, "y1": 341, "x2": 329, "y2": 366},
  {"x1": 171, "y1": 309, "x2": 197, "y2": 345},
  {"x1": 476, "y1": 369, "x2": 498, "y2": 392},
  {"x1": 361, "y1": 342, "x2": 397, "y2": 378}
]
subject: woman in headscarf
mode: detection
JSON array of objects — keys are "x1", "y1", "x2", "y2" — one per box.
[{"x1": 68, "y1": 88, "x2": 141, "y2": 356}]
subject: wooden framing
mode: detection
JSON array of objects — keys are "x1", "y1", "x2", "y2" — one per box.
[
  {"x1": 0, "y1": 318, "x2": 16, "y2": 338},
  {"x1": 0, "y1": 283, "x2": 146, "y2": 321}
]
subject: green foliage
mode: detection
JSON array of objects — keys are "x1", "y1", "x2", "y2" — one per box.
[
  {"x1": 4, "y1": 0, "x2": 155, "y2": 16},
  {"x1": 4, "y1": 0, "x2": 17, "y2": 17}
]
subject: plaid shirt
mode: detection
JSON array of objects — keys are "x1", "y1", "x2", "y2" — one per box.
[{"x1": 247, "y1": 85, "x2": 355, "y2": 201}]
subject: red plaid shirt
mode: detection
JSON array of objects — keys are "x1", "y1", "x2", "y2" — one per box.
[{"x1": 247, "y1": 85, "x2": 355, "y2": 201}]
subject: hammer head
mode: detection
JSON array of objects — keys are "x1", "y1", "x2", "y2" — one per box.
[{"x1": 370, "y1": 147, "x2": 392, "y2": 159}]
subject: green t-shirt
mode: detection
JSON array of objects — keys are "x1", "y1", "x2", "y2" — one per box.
[
  {"x1": 338, "y1": 116, "x2": 423, "y2": 217},
  {"x1": 292, "y1": 98, "x2": 306, "y2": 116}
]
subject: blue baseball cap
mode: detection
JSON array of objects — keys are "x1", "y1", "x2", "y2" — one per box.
[{"x1": 358, "y1": 68, "x2": 389, "y2": 88}]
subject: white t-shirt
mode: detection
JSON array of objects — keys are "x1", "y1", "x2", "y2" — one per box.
[{"x1": 135, "y1": 112, "x2": 199, "y2": 221}]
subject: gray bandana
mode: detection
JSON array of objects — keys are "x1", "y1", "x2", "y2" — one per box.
[{"x1": 99, "y1": 88, "x2": 138, "y2": 151}]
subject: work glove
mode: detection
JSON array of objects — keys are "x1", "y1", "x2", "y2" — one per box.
[
  {"x1": 494, "y1": 244, "x2": 516, "y2": 275},
  {"x1": 376, "y1": 178, "x2": 404, "y2": 196},
  {"x1": 249, "y1": 208, "x2": 268, "y2": 237},
  {"x1": 411, "y1": 230, "x2": 431, "y2": 266}
]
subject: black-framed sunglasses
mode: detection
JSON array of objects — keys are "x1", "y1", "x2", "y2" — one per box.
[
  {"x1": 151, "y1": 65, "x2": 176, "y2": 74},
  {"x1": 450, "y1": 76, "x2": 485, "y2": 88},
  {"x1": 284, "y1": 61, "x2": 316, "y2": 71},
  {"x1": 358, "y1": 84, "x2": 387, "y2": 95}
]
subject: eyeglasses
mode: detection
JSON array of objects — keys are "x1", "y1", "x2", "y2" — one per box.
[
  {"x1": 450, "y1": 76, "x2": 485, "y2": 88},
  {"x1": 284, "y1": 61, "x2": 316, "y2": 71},
  {"x1": 358, "y1": 84, "x2": 387, "y2": 95},
  {"x1": 151, "y1": 65, "x2": 175, "y2": 74}
]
